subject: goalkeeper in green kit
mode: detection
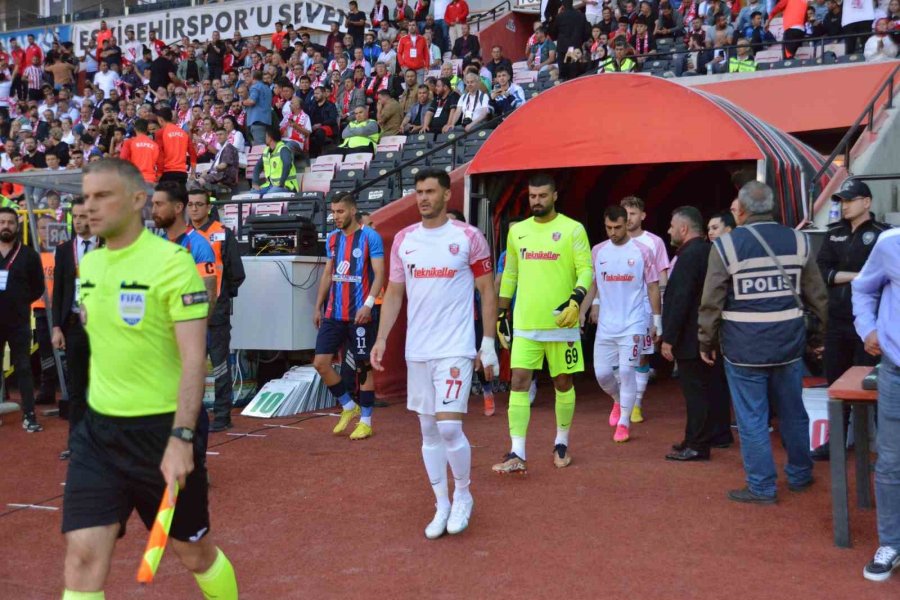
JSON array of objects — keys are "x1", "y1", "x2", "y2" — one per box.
[{"x1": 492, "y1": 173, "x2": 593, "y2": 474}]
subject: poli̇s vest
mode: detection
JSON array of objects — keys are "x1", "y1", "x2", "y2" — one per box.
[{"x1": 714, "y1": 222, "x2": 810, "y2": 366}]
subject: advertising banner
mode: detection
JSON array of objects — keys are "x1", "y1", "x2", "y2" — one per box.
[{"x1": 71, "y1": 0, "x2": 349, "y2": 55}]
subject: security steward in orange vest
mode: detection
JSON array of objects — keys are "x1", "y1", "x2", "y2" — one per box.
[
  {"x1": 32, "y1": 215, "x2": 59, "y2": 407},
  {"x1": 186, "y1": 189, "x2": 246, "y2": 431}
]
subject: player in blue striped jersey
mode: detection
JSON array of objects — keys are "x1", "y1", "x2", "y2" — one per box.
[{"x1": 313, "y1": 193, "x2": 385, "y2": 440}]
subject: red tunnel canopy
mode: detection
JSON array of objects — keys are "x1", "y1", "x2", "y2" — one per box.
[{"x1": 468, "y1": 74, "x2": 764, "y2": 175}]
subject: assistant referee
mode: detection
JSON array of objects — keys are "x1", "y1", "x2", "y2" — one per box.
[{"x1": 61, "y1": 159, "x2": 238, "y2": 599}]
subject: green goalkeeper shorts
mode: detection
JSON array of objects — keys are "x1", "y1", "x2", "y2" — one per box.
[{"x1": 510, "y1": 336, "x2": 584, "y2": 377}]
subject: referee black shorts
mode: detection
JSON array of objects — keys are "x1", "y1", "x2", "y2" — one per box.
[{"x1": 62, "y1": 410, "x2": 211, "y2": 543}]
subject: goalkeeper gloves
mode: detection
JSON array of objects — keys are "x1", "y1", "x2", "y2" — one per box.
[
  {"x1": 497, "y1": 309, "x2": 512, "y2": 350},
  {"x1": 554, "y1": 287, "x2": 587, "y2": 329}
]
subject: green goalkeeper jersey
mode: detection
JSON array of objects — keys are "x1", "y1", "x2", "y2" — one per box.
[{"x1": 499, "y1": 213, "x2": 593, "y2": 342}]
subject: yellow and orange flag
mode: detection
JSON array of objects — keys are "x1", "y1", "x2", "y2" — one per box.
[{"x1": 137, "y1": 484, "x2": 179, "y2": 584}]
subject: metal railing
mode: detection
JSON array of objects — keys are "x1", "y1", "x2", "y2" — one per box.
[
  {"x1": 468, "y1": 0, "x2": 513, "y2": 32},
  {"x1": 350, "y1": 111, "x2": 511, "y2": 200},
  {"x1": 807, "y1": 63, "x2": 899, "y2": 220},
  {"x1": 211, "y1": 112, "x2": 512, "y2": 241},
  {"x1": 619, "y1": 29, "x2": 877, "y2": 66}
]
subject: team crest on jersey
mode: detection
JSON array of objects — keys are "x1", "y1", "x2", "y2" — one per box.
[
  {"x1": 450, "y1": 367, "x2": 460, "y2": 378},
  {"x1": 862, "y1": 231, "x2": 875, "y2": 245},
  {"x1": 119, "y1": 291, "x2": 146, "y2": 326},
  {"x1": 352, "y1": 247, "x2": 363, "y2": 258},
  {"x1": 356, "y1": 327, "x2": 366, "y2": 337},
  {"x1": 627, "y1": 258, "x2": 635, "y2": 266},
  {"x1": 552, "y1": 232, "x2": 561, "y2": 241},
  {"x1": 448, "y1": 243, "x2": 460, "y2": 255},
  {"x1": 633, "y1": 335, "x2": 642, "y2": 344},
  {"x1": 567, "y1": 341, "x2": 575, "y2": 348}
]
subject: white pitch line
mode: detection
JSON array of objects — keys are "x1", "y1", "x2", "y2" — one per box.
[
  {"x1": 7, "y1": 503, "x2": 59, "y2": 511},
  {"x1": 313, "y1": 412, "x2": 341, "y2": 418},
  {"x1": 225, "y1": 432, "x2": 267, "y2": 438},
  {"x1": 262, "y1": 424, "x2": 303, "y2": 430},
  {"x1": 206, "y1": 451, "x2": 220, "y2": 456}
]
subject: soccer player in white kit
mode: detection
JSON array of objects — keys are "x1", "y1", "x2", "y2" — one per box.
[
  {"x1": 584, "y1": 206, "x2": 661, "y2": 442},
  {"x1": 371, "y1": 168, "x2": 498, "y2": 539},
  {"x1": 620, "y1": 196, "x2": 669, "y2": 422}
]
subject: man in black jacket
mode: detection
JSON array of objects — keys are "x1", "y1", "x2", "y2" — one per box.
[
  {"x1": 0, "y1": 206, "x2": 45, "y2": 432},
  {"x1": 812, "y1": 179, "x2": 890, "y2": 460},
  {"x1": 52, "y1": 198, "x2": 97, "y2": 457},
  {"x1": 451, "y1": 23, "x2": 482, "y2": 67},
  {"x1": 661, "y1": 206, "x2": 733, "y2": 461},
  {"x1": 308, "y1": 86, "x2": 340, "y2": 158},
  {"x1": 550, "y1": 0, "x2": 591, "y2": 71}
]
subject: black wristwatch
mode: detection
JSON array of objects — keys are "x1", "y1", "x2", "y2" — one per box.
[{"x1": 171, "y1": 427, "x2": 195, "y2": 443}]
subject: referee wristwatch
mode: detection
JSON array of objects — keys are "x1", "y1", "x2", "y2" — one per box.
[{"x1": 171, "y1": 427, "x2": 196, "y2": 443}]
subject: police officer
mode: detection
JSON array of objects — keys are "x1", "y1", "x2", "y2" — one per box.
[
  {"x1": 251, "y1": 125, "x2": 298, "y2": 195},
  {"x1": 812, "y1": 179, "x2": 891, "y2": 460},
  {"x1": 699, "y1": 181, "x2": 828, "y2": 504},
  {"x1": 186, "y1": 188, "x2": 246, "y2": 432},
  {"x1": 0, "y1": 206, "x2": 45, "y2": 432}
]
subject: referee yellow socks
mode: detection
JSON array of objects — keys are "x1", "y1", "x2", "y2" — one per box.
[
  {"x1": 194, "y1": 547, "x2": 238, "y2": 600},
  {"x1": 554, "y1": 387, "x2": 576, "y2": 446},
  {"x1": 62, "y1": 591, "x2": 104, "y2": 599}
]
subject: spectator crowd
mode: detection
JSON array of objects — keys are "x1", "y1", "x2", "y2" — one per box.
[{"x1": 0, "y1": 0, "x2": 895, "y2": 210}]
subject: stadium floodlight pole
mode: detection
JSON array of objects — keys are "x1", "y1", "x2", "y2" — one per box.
[{"x1": 23, "y1": 183, "x2": 70, "y2": 404}]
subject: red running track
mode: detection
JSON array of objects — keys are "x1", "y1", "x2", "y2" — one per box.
[{"x1": 0, "y1": 377, "x2": 896, "y2": 599}]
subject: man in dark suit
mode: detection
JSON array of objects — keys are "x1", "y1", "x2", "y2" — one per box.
[
  {"x1": 51, "y1": 198, "x2": 98, "y2": 460},
  {"x1": 660, "y1": 206, "x2": 733, "y2": 461},
  {"x1": 549, "y1": 0, "x2": 591, "y2": 73}
]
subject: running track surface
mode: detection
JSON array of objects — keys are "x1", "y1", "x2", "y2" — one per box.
[{"x1": 0, "y1": 377, "x2": 896, "y2": 599}]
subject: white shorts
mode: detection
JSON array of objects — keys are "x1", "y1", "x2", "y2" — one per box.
[
  {"x1": 406, "y1": 357, "x2": 474, "y2": 416},
  {"x1": 594, "y1": 334, "x2": 642, "y2": 369}
]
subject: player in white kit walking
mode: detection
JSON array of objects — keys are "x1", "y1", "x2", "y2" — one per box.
[
  {"x1": 371, "y1": 168, "x2": 498, "y2": 539},
  {"x1": 620, "y1": 196, "x2": 669, "y2": 422},
  {"x1": 584, "y1": 206, "x2": 661, "y2": 442}
]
